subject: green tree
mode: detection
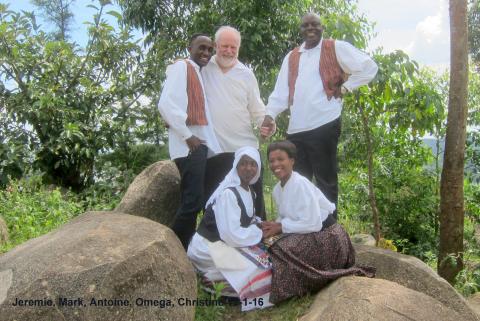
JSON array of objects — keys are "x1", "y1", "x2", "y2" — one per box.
[
  {"x1": 468, "y1": 0, "x2": 480, "y2": 69},
  {"x1": 342, "y1": 50, "x2": 443, "y2": 242},
  {"x1": 0, "y1": 2, "x2": 160, "y2": 191},
  {"x1": 30, "y1": 0, "x2": 75, "y2": 41},
  {"x1": 117, "y1": 0, "x2": 372, "y2": 97}
]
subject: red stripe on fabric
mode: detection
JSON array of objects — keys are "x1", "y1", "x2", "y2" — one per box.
[
  {"x1": 239, "y1": 284, "x2": 272, "y2": 300},
  {"x1": 239, "y1": 270, "x2": 272, "y2": 293}
]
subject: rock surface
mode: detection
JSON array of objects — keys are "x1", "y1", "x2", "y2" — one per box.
[
  {"x1": 354, "y1": 244, "x2": 479, "y2": 321},
  {"x1": 350, "y1": 233, "x2": 376, "y2": 246},
  {"x1": 0, "y1": 211, "x2": 196, "y2": 321},
  {"x1": 115, "y1": 160, "x2": 180, "y2": 227},
  {"x1": 0, "y1": 217, "x2": 8, "y2": 245},
  {"x1": 300, "y1": 276, "x2": 463, "y2": 321},
  {"x1": 469, "y1": 292, "x2": 480, "y2": 317}
]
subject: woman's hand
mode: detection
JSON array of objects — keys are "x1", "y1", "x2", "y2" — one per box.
[{"x1": 261, "y1": 221, "x2": 282, "y2": 238}]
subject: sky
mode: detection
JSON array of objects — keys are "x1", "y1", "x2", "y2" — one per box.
[
  {"x1": 357, "y1": 0, "x2": 450, "y2": 72},
  {"x1": 6, "y1": 0, "x2": 451, "y2": 71}
]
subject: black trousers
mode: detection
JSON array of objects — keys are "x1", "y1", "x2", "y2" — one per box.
[
  {"x1": 172, "y1": 145, "x2": 208, "y2": 250},
  {"x1": 287, "y1": 117, "x2": 341, "y2": 218},
  {"x1": 204, "y1": 152, "x2": 266, "y2": 220}
]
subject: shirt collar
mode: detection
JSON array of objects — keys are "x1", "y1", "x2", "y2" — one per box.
[{"x1": 298, "y1": 38, "x2": 323, "y2": 53}]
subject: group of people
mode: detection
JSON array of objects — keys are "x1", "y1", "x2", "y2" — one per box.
[{"x1": 158, "y1": 12, "x2": 378, "y2": 311}]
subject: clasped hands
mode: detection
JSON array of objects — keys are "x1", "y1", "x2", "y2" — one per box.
[
  {"x1": 260, "y1": 115, "x2": 276, "y2": 139},
  {"x1": 259, "y1": 221, "x2": 282, "y2": 239}
]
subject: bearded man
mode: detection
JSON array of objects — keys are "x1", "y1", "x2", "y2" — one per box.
[{"x1": 202, "y1": 26, "x2": 270, "y2": 219}]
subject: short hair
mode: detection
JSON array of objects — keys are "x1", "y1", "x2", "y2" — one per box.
[
  {"x1": 214, "y1": 26, "x2": 241, "y2": 45},
  {"x1": 189, "y1": 33, "x2": 210, "y2": 46},
  {"x1": 267, "y1": 140, "x2": 297, "y2": 160}
]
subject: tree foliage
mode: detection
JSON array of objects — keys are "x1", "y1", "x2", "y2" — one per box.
[
  {"x1": 468, "y1": 0, "x2": 480, "y2": 68},
  {"x1": 30, "y1": 0, "x2": 75, "y2": 41},
  {"x1": 117, "y1": 0, "x2": 372, "y2": 97},
  {"x1": 0, "y1": 2, "x2": 161, "y2": 191}
]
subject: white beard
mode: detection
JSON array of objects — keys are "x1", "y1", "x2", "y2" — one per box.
[{"x1": 216, "y1": 55, "x2": 237, "y2": 69}]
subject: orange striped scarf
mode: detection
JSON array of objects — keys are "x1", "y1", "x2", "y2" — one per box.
[
  {"x1": 185, "y1": 60, "x2": 208, "y2": 126},
  {"x1": 288, "y1": 39, "x2": 347, "y2": 105}
]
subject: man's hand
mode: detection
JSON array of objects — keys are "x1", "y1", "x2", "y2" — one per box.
[
  {"x1": 260, "y1": 115, "x2": 276, "y2": 139},
  {"x1": 261, "y1": 221, "x2": 282, "y2": 238},
  {"x1": 186, "y1": 135, "x2": 205, "y2": 152}
]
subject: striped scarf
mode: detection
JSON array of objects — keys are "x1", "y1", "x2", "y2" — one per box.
[
  {"x1": 288, "y1": 39, "x2": 347, "y2": 105},
  {"x1": 185, "y1": 60, "x2": 208, "y2": 126}
]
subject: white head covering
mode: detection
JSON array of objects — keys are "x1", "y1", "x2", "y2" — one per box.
[{"x1": 206, "y1": 146, "x2": 261, "y2": 207}]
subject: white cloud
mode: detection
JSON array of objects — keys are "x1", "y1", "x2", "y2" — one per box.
[{"x1": 357, "y1": 0, "x2": 450, "y2": 71}]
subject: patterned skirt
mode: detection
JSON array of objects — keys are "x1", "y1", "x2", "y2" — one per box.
[{"x1": 268, "y1": 223, "x2": 376, "y2": 303}]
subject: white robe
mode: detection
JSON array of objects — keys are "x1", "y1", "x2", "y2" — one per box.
[{"x1": 188, "y1": 187, "x2": 272, "y2": 311}]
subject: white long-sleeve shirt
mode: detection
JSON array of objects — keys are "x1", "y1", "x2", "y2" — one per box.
[
  {"x1": 202, "y1": 56, "x2": 266, "y2": 152},
  {"x1": 273, "y1": 171, "x2": 336, "y2": 234},
  {"x1": 158, "y1": 59, "x2": 221, "y2": 160},
  {"x1": 266, "y1": 40, "x2": 378, "y2": 134}
]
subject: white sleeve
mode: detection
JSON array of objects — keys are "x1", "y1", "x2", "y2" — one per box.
[
  {"x1": 335, "y1": 41, "x2": 378, "y2": 91},
  {"x1": 157, "y1": 61, "x2": 192, "y2": 140},
  {"x1": 246, "y1": 70, "x2": 266, "y2": 127},
  {"x1": 280, "y1": 181, "x2": 326, "y2": 234},
  {"x1": 214, "y1": 189, "x2": 263, "y2": 247},
  {"x1": 266, "y1": 52, "x2": 291, "y2": 119}
]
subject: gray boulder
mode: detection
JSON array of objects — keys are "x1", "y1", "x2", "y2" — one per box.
[
  {"x1": 350, "y1": 233, "x2": 376, "y2": 246},
  {"x1": 116, "y1": 160, "x2": 180, "y2": 226},
  {"x1": 355, "y1": 244, "x2": 479, "y2": 321},
  {"x1": 0, "y1": 211, "x2": 196, "y2": 321},
  {"x1": 469, "y1": 292, "x2": 480, "y2": 317},
  {"x1": 300, "y1": 276, "x2": 463, "y2": 321},
  {"x1": 0, "y1": 217, "x2": 8, "y2": 245}
]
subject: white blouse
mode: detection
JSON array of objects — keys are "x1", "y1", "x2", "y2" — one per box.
[{"x1": 273, "y1": 172, "x2": 336, "y2": 234}]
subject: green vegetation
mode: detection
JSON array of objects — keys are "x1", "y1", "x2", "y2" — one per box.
[
  {"x1": 0, "y1": 175, "x2": 83, "y2": 253},
  {"x1": 0, "y1": 1, "x2": 479, "y2": 320}
]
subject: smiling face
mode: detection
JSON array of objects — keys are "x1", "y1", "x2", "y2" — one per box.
[
  {"x1": 268, "y1": 149, "x2": 294, "y2": 186},
  {"x1": 237, "y1": 155, "x2": 258, "y2": 188},
  {"x1": 215, "y1": 29, "x2": 240, "y2": 69},
  {"x1": 188, "y1": 35, "x2": 214, "y2": 67},
  {"x1": 300, "y1": 13, "x2": 323, "y2": 49}
]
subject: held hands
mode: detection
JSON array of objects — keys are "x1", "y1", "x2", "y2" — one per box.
[
  {"x1": 260, "y1": 115, "x2": 276, "y2": 139},
  {"x1": 185, "y1": 135, "x2": 205, "y2": 152},
  {"x1": 261, "y1": 221, "x2": 282, "y2": 239}
]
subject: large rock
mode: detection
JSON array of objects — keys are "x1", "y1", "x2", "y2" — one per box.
[
  {"x1": 350, "y1": 233, "x2": 376, "y2": 246},
  {"x1": 469, "y1": 293, "x2": 480, "y2": 317},
  {"x1": 355, "y1": 244, "x2": 479, "y2": 321},
  {"x1": 300, "y1": 276, "x2": 463, "y2": 321},
  {"x1": 116, "y1": 160, "x2": 180, "y2": 226},
  {"x1": 0, "y1": 211, "x2": 196, "y2": 321},
  {"x1": 0, "y1": 217, "x2": 8, "y2": 245}
]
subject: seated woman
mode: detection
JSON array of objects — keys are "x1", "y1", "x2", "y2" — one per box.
[
  {"x1": 263, "y1": 140, "x2": 375, "y2": 303},
  {"x1": 187, "y1": 146, "x2": 273, "y2": 311}
]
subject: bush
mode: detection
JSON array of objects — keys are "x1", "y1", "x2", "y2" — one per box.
[{"x1": 0, "y1": 175, "x2": 84, "y2": 253}]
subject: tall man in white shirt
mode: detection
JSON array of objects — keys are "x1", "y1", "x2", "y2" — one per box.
[
  {"x1": 202, "y1": 26, "x2": 269, "y2": 219},
  {"x1": 262, "y1": 13, "x2": 378, "y2": 218},
  {"x1": 158, "y1": 34, "x2": 221, "y2": 249}
]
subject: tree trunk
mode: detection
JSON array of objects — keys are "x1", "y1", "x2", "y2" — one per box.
[
  {"x1": 438, "y1": 0, "x2": 469, "y2": 284},
  {"x1": 359, "y1": 104, "x2": 382, "y2": 244}
]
